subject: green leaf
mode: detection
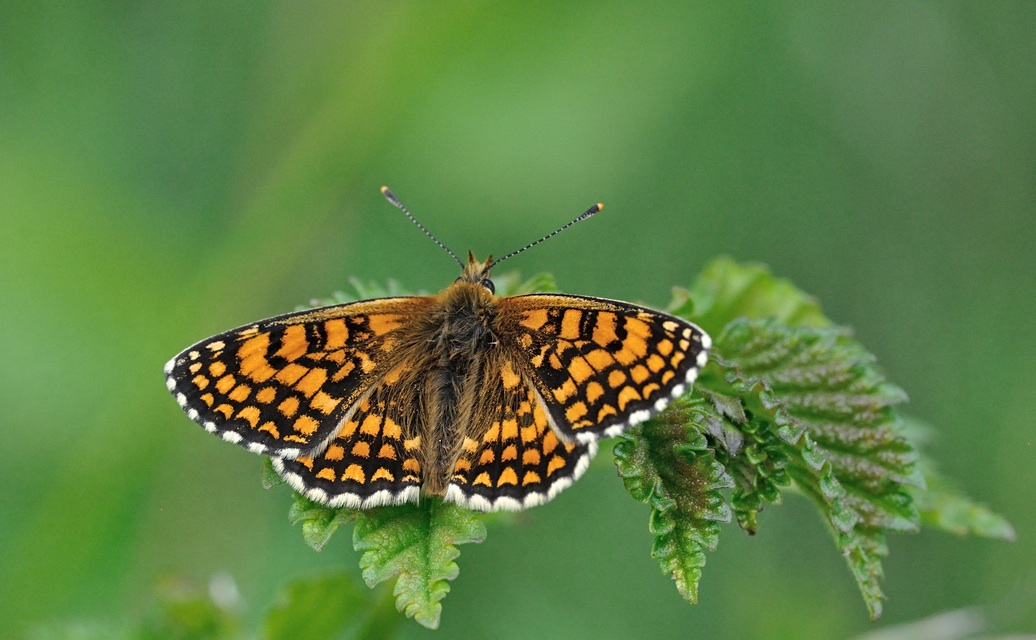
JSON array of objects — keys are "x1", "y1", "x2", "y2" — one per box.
[
  {"x1": 352, "y1": 500, "x2": 487, "y2": 630},
  {"x1": 910, "y1": 479, "x2": 1016, "y2": 541},
  {"x1": 304, "y1": 278, "x2": 410, "y2": 309},
  {"x1": 674, "y1": 256, "x2": 830, "y2": 332},
  {"x1": 891, "y1": 419, "x2": 1015, "y2": 541},
  {"x1": 259, "y1": 457, "x2": 284, "y2": 490},
  {"x1": 614, "y1": 401, "x2": 733, "y2": 603},
  {"x1": 287, "y1": 493, "x2": 359, "y2": 552},
  {"x1": 496, "y1": 271, "x2": 559, "y2": 296},
  {"x1": 718, "y1": 408, "x2": 792, "y2": 535},
  {"x1": 708, "y1": 318, "x2": 920, "y2": 619},
  {"x1": 262, "y1": 573, "x2": 401, "y2": 640},
  {"x1": 672, "y1": 258, "x2": 941, "y2": 617}
]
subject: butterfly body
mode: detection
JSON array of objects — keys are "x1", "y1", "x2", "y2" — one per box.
[
  {"x1": 167, "y1": 226, "x2": 710, "y2": 512},
  {"x1": 382, "y1": 258, "x2": 504, "y2": 495}
]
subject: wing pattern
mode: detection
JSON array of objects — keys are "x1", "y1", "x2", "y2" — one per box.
[
  {"x1": 498, "y1": 294, "x2": 711, "y2": 443},
  {"x1": 164, "y1": 297, "x2": 434, "y2": 458},
  {"x1": 444, "y1": 356, "x2": 597, "y2": 511}
]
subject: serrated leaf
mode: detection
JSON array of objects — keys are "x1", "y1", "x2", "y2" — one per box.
[
  {"x1": 302, "y1": 278, "x2": 425, "y2": 310},
  {"x1": 893, "y1": 419, "x2": 1015, "y2": 541},
  {"x1": 352, "y1": 500, "x2": 487, "y2": 630},
  {"x1": 262, "y1": 573, "x2": 400, "y2": 640},
  {"x1": 709, "y1": 393, "x2": 746, "y2": 425},
  {"x1": 711, "y1": 318, "x2": 920, "y2": 618},
  {"x1": 909, "y1": 469, "x2": 1016, "y2": 541},
  {"x1": 614, "y1": 406, "x2": 733, "y2": 603},
  {"x1": 721, "y1": 418, "x2": 791, "y2": 533},
  {"x1": 287, "y1": 494, "x2": 359, "y2": 552},
  {"x1": 675, "y1": 256, "x2": 830, "y2": 333}
]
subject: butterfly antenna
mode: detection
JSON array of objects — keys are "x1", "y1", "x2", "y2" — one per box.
[
  {"x1": 488, "y1": 202, "x2": 603, "y2": 269},
  {"x1": 381, "y1": 186, "x2": 464, "y2": 268}
]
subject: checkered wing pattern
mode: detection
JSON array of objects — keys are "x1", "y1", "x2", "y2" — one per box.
[
  {"x1": 497, "y1": 294, "x2": 711, "y2": 444},
  {"x1": 164, "y1": 297, "x2": 435, "y2": 459},
  {"x1": 273, "y1": 360, "x2": 425, "y2": 508},
  {"x1": 444, "y1": 357, "x2": 597, "y2": 511}
]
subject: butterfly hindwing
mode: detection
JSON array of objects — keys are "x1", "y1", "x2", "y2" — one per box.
[
  {"x1": 164, "y1": 297, "x2": 435, "y2": 458},
  {"x1": 443, "y1": 353, "x2": 597, "y2": 511},
  {"x1": 497, "y1": 294, "x2": 711, "y2": 443},
  {"x1": 272, "y1": 361, "x2": 425, "y2": 508}
]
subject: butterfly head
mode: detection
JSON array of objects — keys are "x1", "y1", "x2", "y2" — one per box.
[{"x1": 457, "y1": 251, "x2": 496, "y2": 295}]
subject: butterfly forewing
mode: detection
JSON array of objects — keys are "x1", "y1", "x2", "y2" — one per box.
[
  {"x1": 497, "y1": 294, "x2": 711, "y2": 444},
  {"x1": 164, "y1": 297, "x2": 435, "y2": 458}
]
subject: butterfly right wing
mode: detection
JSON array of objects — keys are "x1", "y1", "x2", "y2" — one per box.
[
  {"x1": 164, "y1": 296, "x2": 435, "y2": 459},
  {"x1": 443, "y1": 353, "x2": 597, "y2": 512},
  {"x1": 496, "y1": 294, "x2": 711, "y2": 444}
]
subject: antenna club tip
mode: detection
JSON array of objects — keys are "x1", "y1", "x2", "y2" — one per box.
[
  {"x1": 381, "y1": 186, "x2": 403, "y2": 207},
  {"x1": 580, "y1": 202, "x2": 603, "y2": 220}
]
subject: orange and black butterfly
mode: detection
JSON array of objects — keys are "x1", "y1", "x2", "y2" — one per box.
[{"x1": 165, "y1": 188, "x2": 710, "y2": 511}]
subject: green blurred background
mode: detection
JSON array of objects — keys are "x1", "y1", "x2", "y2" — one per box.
[{"x1": 1, "y1": 2, "x2": 1033, "y2": 638}]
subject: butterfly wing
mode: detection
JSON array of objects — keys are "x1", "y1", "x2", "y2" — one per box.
[
  {"x1": 496, "y1": 294, "x2": 711, "y2": 444},
  {"x1": 443, "y1": 351, "x2": 597, "y2": 512},
  {"x1": 272, "y1": 359, "x2": 426, "y2": 508},
  {"x1": 164, "y1": 296, "x2": 435, "y2": 458}
]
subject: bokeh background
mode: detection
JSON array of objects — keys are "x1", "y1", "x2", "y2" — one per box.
[{"x1": 1, "y1": 3, "x2": 1033, "y2": 638}]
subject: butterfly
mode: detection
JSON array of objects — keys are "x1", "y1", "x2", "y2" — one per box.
[{"x1": 165, "y1": 187, "x2": 710, "y2": 512}]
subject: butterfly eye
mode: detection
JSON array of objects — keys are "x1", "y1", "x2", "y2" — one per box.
[{"x1": 480, "y1": 279, "x2": 495, "y2": 294}]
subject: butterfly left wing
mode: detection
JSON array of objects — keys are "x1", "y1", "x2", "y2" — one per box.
[
  {"x1": 272, "y1": 361, "x2": 426, "y2": 509},
  {"x1": 164, "y1": 297, "x2": 435, "y2": 458},
  {"x1": 496, "y1": 294, "x2": 711, "y2": 444}
]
